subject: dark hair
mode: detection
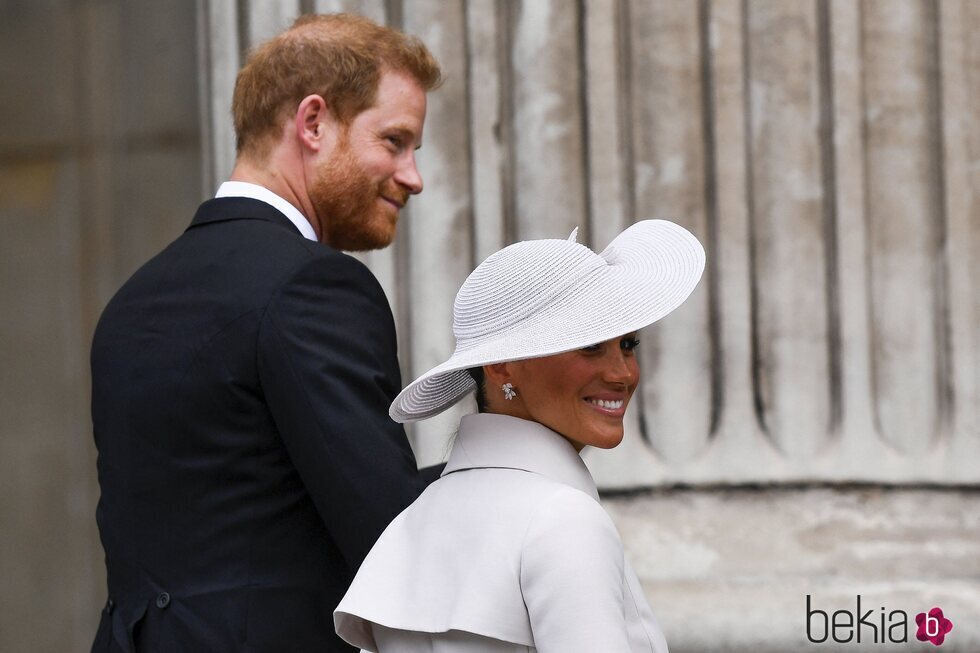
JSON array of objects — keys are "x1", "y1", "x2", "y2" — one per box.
[{"x1": 467, "y1": 367, "x2": 488, "y2": 412}]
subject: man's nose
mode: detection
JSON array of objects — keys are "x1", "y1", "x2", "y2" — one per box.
[{"x1": 395, "y1": 155, "x2": 423, "y2": 195}]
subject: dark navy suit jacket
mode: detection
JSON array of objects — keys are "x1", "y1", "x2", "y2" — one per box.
[{"x1": 90, "y1": 198, "x2": 427, "y2": 652}]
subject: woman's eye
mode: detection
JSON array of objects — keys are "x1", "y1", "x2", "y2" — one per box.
[
  {"x1": 580, "y1": 343, "x2": 602, "y2": 353},
  {"x1": 621, "y1": 337, "x2": 640, "y2": 352}
]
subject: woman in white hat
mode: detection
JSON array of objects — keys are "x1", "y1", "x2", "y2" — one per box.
[{"x1": 335, "y1": 220, "x2": 705, "y2": 652}]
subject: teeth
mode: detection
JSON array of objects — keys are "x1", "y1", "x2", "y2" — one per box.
[{"x1": 588, "y1": 399, "x2": 623, "y2": 410}]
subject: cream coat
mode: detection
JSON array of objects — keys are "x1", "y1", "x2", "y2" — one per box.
[{"x1": 335, "y1": 413, "x2": 669, "y2": 652}]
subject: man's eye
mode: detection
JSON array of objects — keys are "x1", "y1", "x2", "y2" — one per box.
[{"x1": 386, "y1": 135, "x2": 403, "y2": 148}]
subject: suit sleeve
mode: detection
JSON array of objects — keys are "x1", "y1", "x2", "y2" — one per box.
[
  {"x1": 257, "y1": 252, "x2": 424, "y2": 570},
  {"x1": 521, "y1": 489, "x2": 632, "y2": 653}
]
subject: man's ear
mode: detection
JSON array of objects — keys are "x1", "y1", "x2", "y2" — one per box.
[{"x1": 294, "y1": 94, "x2": 333, "y2": 153}]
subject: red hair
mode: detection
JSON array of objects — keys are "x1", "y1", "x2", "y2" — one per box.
[{"x1": 232, "y1": 13, "x2": 442, "y2": 159}]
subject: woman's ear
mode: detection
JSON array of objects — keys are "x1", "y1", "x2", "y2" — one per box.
[
  {"x1": 482, "y1": 362, "x2": 511, "y2": 387},
  {"x1": 482, "y1": 361, "x2": 526, "y2": 411}
]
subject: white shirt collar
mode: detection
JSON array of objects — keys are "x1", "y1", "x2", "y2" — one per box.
[
  {"x1": 443, "y1": 413, "x2": 600, "y2": 501},
  {"x1": 215, "y1": 181, "x2": 318, "y2": 242}
]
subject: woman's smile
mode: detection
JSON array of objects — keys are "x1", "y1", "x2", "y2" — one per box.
[{"x1": 492, "y1": 333, "x2": 641, "y2": 451}]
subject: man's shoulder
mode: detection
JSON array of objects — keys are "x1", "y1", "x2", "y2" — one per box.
[
  {"x1": 97, "y1": 200, "x2": 389, "y2": 338},
  {"x1": 187, "y1": 199, "x2": 373, "y2": 275},
  {"x1": 172, "y1": 201, "x2": 377, "y2": 283},
  {"x1": 99, "y1": 207, "x2": 361, "y2": 316}
]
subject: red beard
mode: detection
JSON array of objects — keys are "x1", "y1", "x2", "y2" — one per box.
[{"x1": 309, "y1": 139, "x2": 408, "y2": 251}]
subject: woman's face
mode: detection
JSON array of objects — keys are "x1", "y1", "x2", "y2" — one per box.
[{"x1": 506, "y1": 333, "x2": 640, "y2": 451}]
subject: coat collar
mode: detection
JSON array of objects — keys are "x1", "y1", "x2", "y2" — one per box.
[
  {"x1": 442, "y1": 413, "x2": 600, "y2": 501},
  {"x1": 187, "y1": 197, "x2": 303, "y2": 237}
]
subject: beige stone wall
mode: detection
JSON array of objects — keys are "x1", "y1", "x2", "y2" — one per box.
[
  {"x1": 0, "y1": 1, "x2": 202, "y2": 650},
  {"x1": 2, "y1": 0, "x2": 977, "y2": 651},
  {"x1": 606, "y1": 487, "x2": 980, "y2": 651},
  {"x1": 203, "y1": 0, "x2": 980, "y2": 482}
]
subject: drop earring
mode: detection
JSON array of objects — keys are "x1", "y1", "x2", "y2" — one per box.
[{"x1": 502, "y1": 383, "x2": 517, "y2": 401}]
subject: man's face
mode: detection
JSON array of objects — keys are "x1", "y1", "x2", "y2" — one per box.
[{"x1": 310, "y1": 70, "x2": 427, "y2": 251}]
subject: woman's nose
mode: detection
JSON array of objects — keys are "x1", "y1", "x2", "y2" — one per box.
[{"x1": 602, "y1": 349, "x2": 638, "y2": 385}]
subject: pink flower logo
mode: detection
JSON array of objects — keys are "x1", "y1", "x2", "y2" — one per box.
[{"x1": 915, "y1": 607, "x2": 953, "y2": 646}]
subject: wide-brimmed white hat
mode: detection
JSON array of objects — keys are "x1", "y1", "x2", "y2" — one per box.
[{"x1": 390, "y1": 219, "x2": 705, "y2": 423}]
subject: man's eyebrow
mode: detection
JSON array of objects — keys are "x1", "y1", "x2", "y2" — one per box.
[{"x1": 384, "y1": 123, "x2": 421, "y2": 145}]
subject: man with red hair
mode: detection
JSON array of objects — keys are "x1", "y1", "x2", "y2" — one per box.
[{"x1": 90, "y1": 14, "x2": 441, "y2": 652}]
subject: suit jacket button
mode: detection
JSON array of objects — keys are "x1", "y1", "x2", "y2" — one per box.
[
  {"x1": 155, "y1": 592, "x2": 171, "y2": 609},
  {"x1": 105, "y1": 599, "x2": 115, "y2": 614}
]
